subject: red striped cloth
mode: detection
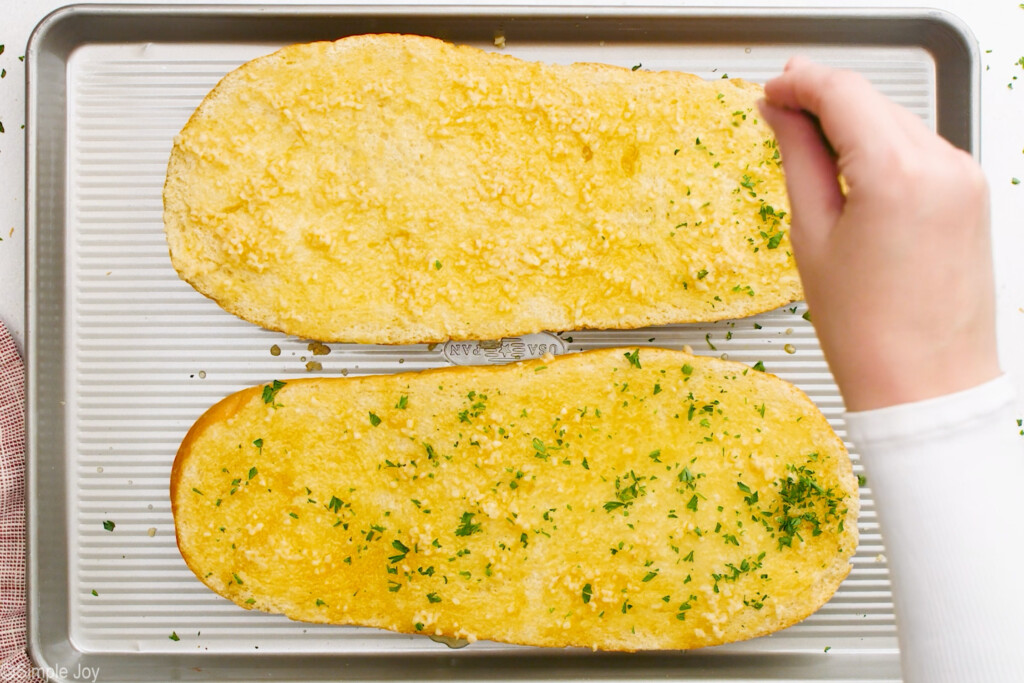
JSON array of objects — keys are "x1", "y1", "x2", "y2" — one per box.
[{"x1": 0, "y1": 321, "x2": 32, "y2": 682}]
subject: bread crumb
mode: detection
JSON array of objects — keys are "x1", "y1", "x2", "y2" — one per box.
[
  {"x1": 783, "y1": 344, "x2": 796, "y2": 354},
  {"x1": 493, "y1": 31, "x2": 506, "y2": 49},
  {"x1": 308, "y1": 341, "x2": 331, "y2": 356},
  {"x1": 147, "y1": 527, "x2": 157, "y2": 537},
  {"x1": 270, "y1": 344, "x2": 281, "y2": 356},
  {"x1": 306, "y1": 360, "x2": 322, "y2": 372}
]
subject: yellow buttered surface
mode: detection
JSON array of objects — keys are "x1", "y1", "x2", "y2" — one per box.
[
  {"x1": 171, "y1": 348, "x2": 857, "y2": 651},
  {"x1": 163, "y1": 34, "x2": 800, "y2": 344}
]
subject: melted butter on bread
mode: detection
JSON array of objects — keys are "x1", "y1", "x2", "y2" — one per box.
[
  {"x1": 171, "y1": 348, "x2": 857, "y2": 650},
  {"x1": 163, "y1": 34, "x2": 800, "y2": 344}
]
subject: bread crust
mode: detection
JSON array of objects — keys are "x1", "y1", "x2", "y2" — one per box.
[
  {"x1": 172, "y1": 348, "x2": 857, "y2": 650},
  {"x1": 164, "y1": 34, "x2": 801, "y2": 344}
]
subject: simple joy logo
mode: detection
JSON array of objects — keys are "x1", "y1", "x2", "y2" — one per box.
[{"x1": 442, "y1": 332, "x2": 567, "y2": 365}]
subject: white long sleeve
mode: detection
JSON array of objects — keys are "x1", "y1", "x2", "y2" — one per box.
[{"x1": 844, "y1": 376, "x2": 1024, "y2": 683}]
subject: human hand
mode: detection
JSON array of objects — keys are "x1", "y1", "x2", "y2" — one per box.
[{"x1": 758, "y1": 57, "x2": 1001, "y2": 411}]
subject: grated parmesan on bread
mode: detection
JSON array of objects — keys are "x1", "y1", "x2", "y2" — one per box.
[
  {"x1": 171, "y1": 347, "x2": 857, "y2": 650},
  {"x1": 163, "y1": 34, "x2": 801, "y2": 344}
]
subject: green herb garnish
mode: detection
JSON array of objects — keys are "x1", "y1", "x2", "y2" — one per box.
[
  {"x1": 262, "y1": 379, "x2": 286, "y2": 406},
  {"x1": 454, "y1": 512, "x2": 482, "y2": 537},
  {"x1": 390, "y1": 539, "x2": 410, "y2": 564}
]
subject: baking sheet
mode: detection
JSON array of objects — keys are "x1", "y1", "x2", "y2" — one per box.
[{"x1": 27, "y1": 5, "x2": 979, "y2": 681}]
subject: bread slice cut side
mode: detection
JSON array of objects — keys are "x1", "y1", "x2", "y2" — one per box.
[
  {"x1": 171, "y1": 347, "x2": 857, "y2": 651},
  {"x1": 163, "y1": 34, "x2": 801, "y2": 344}
]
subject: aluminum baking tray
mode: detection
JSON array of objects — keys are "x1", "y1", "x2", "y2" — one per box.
[{"x1": 26, "y1": 4, "x2": 979, "y2": 681}]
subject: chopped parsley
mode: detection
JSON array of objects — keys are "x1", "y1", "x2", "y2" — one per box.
[
  {"x1": 769, "y1": 464, "x2": 845, "y2": 549},
  {"x1": 675, "y1": 594, "x2": 697, "y2": 620},
  {"x1": 605, "y1": 471, "x2": 647, "y2": 514},
  {"x1": 261, "y1": 379, "x2": 286, "y2": 407},
  {"x1": 764, "y1": 230, "x2": 785, "y2": 250},
  {"x1": 389, "y1": 539, "x2": 410, "y2": 564},
  {"x1": 454, "y1": 512, "x2": 482, "y2": 537}
]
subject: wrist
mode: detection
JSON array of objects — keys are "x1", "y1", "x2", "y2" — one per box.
[{"x1": 830, "y1": 347, "x2": 1001, "y2": 412}]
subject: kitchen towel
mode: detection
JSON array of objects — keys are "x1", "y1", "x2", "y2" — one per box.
[{"x1": 0, "y1": 320, "x2": 32, "y2": 682}]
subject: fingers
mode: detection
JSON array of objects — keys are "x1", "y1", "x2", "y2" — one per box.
[
  {"x1": 764, "y1": 57, "x2": 929, "y2": 162},
  {"x1": 757, "y1": 99, "x2": 844, "y2": 257}
]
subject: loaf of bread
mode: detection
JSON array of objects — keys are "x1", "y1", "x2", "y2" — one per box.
[
  {"x1": 163, "y1": 34, "x2": 800, "y2": 344},
  {"x1": 171, "y1": 347, "x2": 857, "y2": 650}
]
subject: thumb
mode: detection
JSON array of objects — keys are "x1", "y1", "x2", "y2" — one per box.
[{"x1": 757, "y1": 99, "x2": 845, "y2": 257}]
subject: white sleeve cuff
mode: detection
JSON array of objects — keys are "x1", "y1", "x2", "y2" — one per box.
[{"x1": 843, "y1": 374, "x2": 1017, "y2": 447}]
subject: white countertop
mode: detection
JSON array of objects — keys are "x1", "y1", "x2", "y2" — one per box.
[{"x1": 2, "y1": 0, "x2": 1022, "y2": 408}]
